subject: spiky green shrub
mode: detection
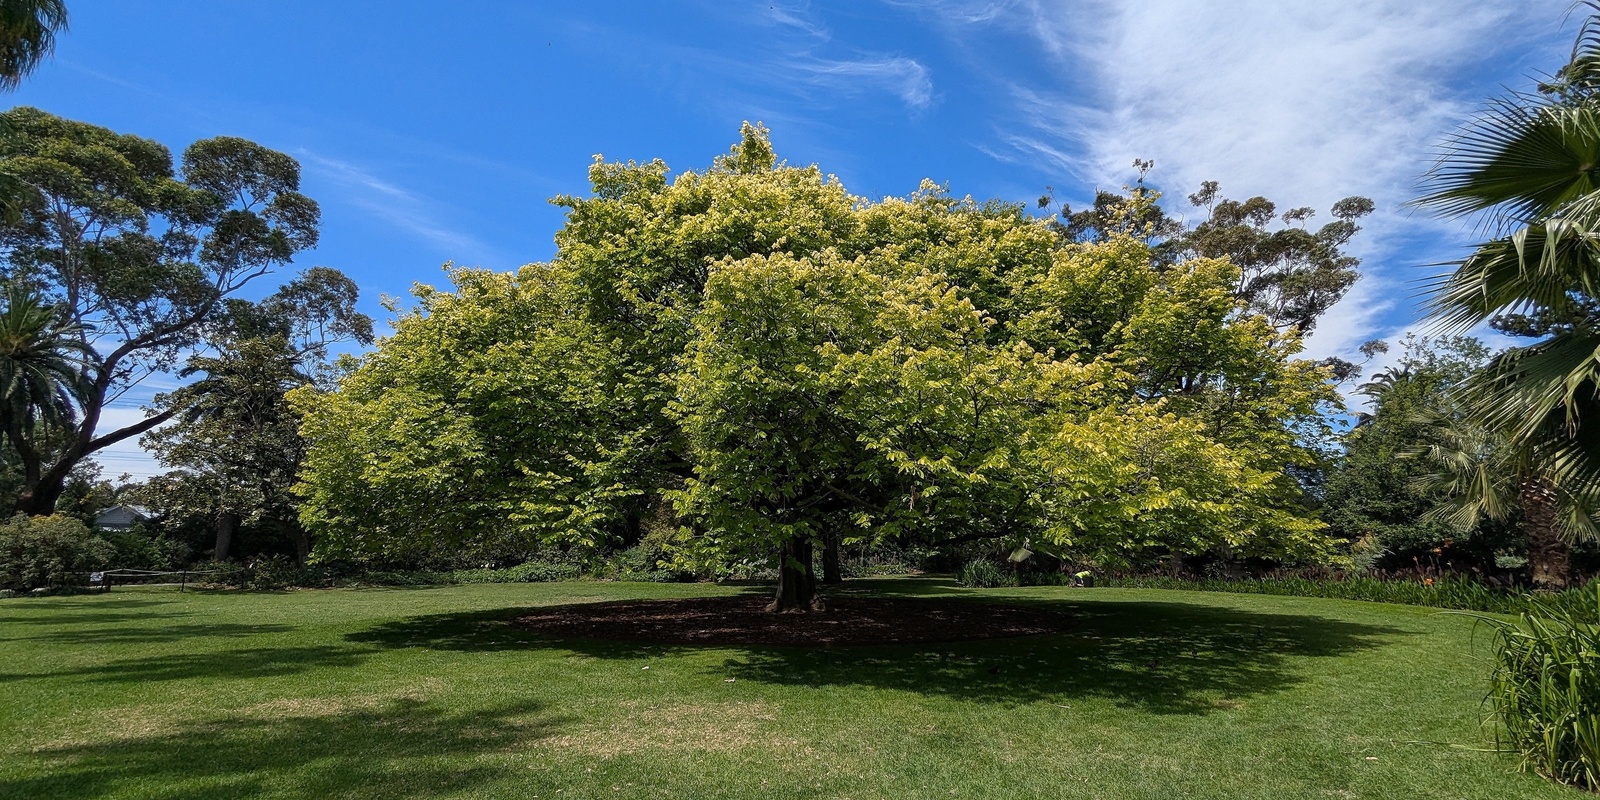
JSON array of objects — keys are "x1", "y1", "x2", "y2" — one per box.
[
  {"x1": 956, "y1": 559, "x2": 1015, "y2": 588},
  {"x1": 1474, "y1": 587, "x2": 1600, "y2": 789}
]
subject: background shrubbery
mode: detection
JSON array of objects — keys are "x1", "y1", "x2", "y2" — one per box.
[
  {"x1": 0, "y1": 514, "x2": 113, "y2": 592},
  {"x1": 172, "y1": 540, "x2": 694, "y2": 591},
  {"x1": 950, "y1": 554, "x2": 1600, "y2": 620}
]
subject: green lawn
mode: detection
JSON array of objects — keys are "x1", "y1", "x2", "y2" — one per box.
[{"x1": 0, "y1": 579, "x2": 1576, "y2": 799}]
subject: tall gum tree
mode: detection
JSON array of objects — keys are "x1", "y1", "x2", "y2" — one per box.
[{"x1": 0, "y1": 107, "x2": 320, "y2": 513}]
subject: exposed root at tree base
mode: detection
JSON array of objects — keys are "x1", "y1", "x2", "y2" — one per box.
[
  {"x1": 764, "y1": 597, "x2": 826, "y2": 613},
  {"x1": 510, "y1": 594, "x2": 1075, "y2": 647}
]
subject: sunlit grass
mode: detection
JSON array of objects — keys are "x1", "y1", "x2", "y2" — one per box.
[{"x1": 0, "y1": 580, "x2": 1576, "y2": 799}]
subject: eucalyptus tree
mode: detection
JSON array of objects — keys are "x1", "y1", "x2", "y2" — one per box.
[
  {"x1": 0, "y1": 107, "x2": 320, "y2": 514},
  {"x1": 1044, "y1": 178, "x2": 1373, "y2": 336},
  {"x1": 0, "y1": 1, "x2": 69, "y2": 225}
]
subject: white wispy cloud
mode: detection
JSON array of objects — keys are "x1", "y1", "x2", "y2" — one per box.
[
  {"x1": 298, "y1": 152, "x2": 500, "y2": 263},
  {"x1": 765, "y1": 1, "x2": 831, "y2": 41},
  {"x1": 788, "y1": 56, "x2": 935, "y2": 110},
  {"x1": 881, "y1": 0, "x2": 1018, "y2": 26},
  {"x1": 1057, "y1": 0, "x2": 1567, "y2": 361},
  {"x1": 893, "y1": 0, "x2": 1572, "y2": 362}
]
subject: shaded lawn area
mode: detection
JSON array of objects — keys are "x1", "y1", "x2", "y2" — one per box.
[{"x1": 0, "y1": 579, "x2": 1575, "y2": 799}]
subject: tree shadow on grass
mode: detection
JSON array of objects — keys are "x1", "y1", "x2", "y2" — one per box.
[
  {"x1": 0, "y1": 598, "x2": 189, "y2": 627},
  {"x1": 348, "y1": 594, "x2": 1413, "y2": 715},
  {"x1": 720, "y1": 598, "x2": 1412, "y2": 713},
  {"x1": 0, "y1": 622, "x2": 296, "y2": 645},
  {"x1": 1, "y1": 699, "x2": 567, "y2": 799},
  {"x1": 0, "y1": 645, "x2": 371, "y2": 685},
  {"x1": 12, "y1": 597, "x2": 177, "y2": 609},
  {"x1": 832, "y1": 577, "x2": 973, "y2": 596}
]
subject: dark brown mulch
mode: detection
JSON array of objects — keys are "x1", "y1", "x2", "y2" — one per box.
[{"x1": 510, "y1": 594, "x2": 1075, "y2": 647}]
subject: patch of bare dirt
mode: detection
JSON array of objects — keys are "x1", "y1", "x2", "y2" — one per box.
[{"x1": 510, "y1": 594, "x2": 1074, "y2": 647}]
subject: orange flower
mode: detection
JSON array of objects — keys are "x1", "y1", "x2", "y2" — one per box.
[{"x1": 1423, "y1": 578, "x2": 1434, "y2": 586}]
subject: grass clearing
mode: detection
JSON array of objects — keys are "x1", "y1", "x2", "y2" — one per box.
[{"x1": 0, "y1": 579, "x2": 1579, "y2": 798}]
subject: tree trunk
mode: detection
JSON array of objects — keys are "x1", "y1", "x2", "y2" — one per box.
[
  {"x1": 767, "y1": 537, "x2": 823, "y2": 612},
  {"x1": 7, "y1": 425, "x2": 53, "y2": 515},
  {"x1": 12, "y1": 473, "x2": 58, "y2": 512},
  {"x1": 822, "y1": 533, "x2": 842, "y2": 585},
  {"x1": 290, "y1": 525, "x2": 312, "y2": 565},
  {"x1": 214, "y1": 511, "x2": 240, "y2": 563},
  {"x1": 623, "y1": 508, "x2": 644, "y2": 547},
  {"x1": 13, "y1": 475, "x2": 62, "y2": 516},
  {"x1": 1521, "y1": 478, "x2": 1571, "y2": 590},
  {"x1": 11, "y1": 400, "x2": 177, "y2": 516}
]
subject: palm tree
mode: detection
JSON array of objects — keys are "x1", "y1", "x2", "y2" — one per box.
[
  {"x1": 1350, "y1": 364, "x2": 1415, "y2": 429},
  {"x1": 1411, "y1": 409, "x2": 1598, "y2": 588},
  {"x1": 1412, "y1": 3, "x2": 1600, "y2": 580},
  {"x1": 0, "y1": 283, "x2": 88, "y2": 494},
  {"x1": 0, "y1": 0, "x2": 67, "y2": 90}
]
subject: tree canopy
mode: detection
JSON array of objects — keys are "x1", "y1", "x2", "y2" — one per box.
[
  {"x1": 0, "y1": 107, "x2": 324, "y2": 514},
  {"x1": 294, "y1": 125, "x2": 1340, "y2": 609}
]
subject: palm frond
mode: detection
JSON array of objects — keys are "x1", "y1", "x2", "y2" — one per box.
[
  {"x1": 0, "y1": 282, "x2": 90, "y2": 437},
  {"x1": 1422, "y1": 215, "x2": 1600, "y2": 335},
  {"x1": 1418, "y1": 103, "x2": 1600, "y2": 227},
  {"x1": 0, "y1": 0, "x2": 67, "y2": 91}
]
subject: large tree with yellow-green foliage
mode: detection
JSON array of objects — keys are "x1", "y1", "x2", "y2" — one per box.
[{"x1": 293, "y1": 125, "x2": 1337, "y2": 611}]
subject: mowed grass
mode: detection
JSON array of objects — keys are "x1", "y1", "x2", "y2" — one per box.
[{"x1": 0, "y1": 578, "x2": 1578, "y2": 799}]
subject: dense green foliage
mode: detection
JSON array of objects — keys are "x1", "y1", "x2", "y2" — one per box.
[
  {"x1": 141, "y1": 336, "x2": 308, "y2": 561},
  {"x1": 1322, "y1": 336, "x2": 1524, "y2": 572},
  {"x1": 295, "y1": 127, "x2": 1339, "y2": 608},
  {"x1": 1079, "y1": 573, "x2": 1581, "y2": 616},
  {"x1": 0, "y1": 512, "x2": 106, "y2": 590},
  {"x1": 0, "y1": 581, "x2": 1577, "y2": 799},
  {"x1": 1476, "y1": 586, "x2": 1600, "y2": 789},
  {"x1": 182, "y1": 542, "x2": 690, "y2": 591}
]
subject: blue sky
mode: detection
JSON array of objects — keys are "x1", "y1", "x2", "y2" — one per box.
[{"x1": 10, "y1": 0, "x2": 1580, "y2": 478}]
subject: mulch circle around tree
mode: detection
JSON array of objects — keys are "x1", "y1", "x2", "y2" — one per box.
[{"x1": 510, "y1": 594, "x2": 1076, "y2": 647}]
